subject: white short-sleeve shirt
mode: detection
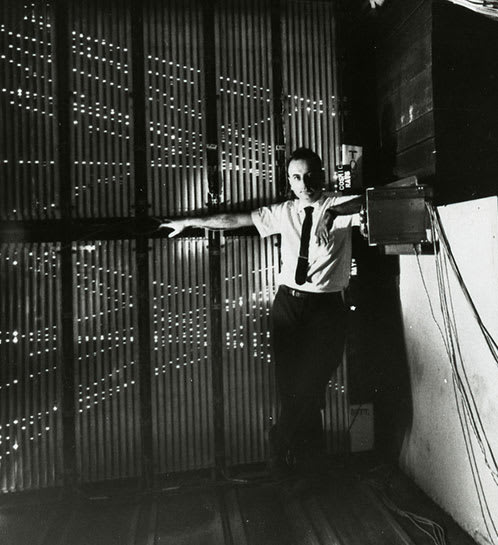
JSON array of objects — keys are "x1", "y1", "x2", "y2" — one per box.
[{"x1": 251, "y1": 194, "x2": 355, "y2": 293}]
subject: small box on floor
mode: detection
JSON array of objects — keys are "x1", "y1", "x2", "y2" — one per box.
[{"x1": 349, "y1": 403, "x2": 374, "y2": 452}]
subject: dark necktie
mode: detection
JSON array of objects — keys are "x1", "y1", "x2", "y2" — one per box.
[{"x1": 295, "y1": 206, "x2": 314, "y2": 285}]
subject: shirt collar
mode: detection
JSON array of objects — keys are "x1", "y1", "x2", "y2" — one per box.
[{"x1": 295, "y1": 193, "x2": 326, "y2": 213}]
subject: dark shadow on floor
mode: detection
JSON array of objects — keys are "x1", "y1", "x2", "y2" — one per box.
[{"x1": 0, "y1": 455, "x2": 479, "y2": 545}]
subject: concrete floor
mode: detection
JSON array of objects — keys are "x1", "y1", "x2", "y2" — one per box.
[{"x1": 0, "y1": 459, "x2": 479, "y2": 545}]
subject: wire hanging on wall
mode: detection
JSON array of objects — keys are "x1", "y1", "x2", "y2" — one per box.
[{"x1": 414, "y1": 202, "x2": 498, "y2": 544}]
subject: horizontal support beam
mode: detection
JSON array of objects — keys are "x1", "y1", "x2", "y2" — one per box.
[{"x1": 0, "y1": 218, "x2": 260, "y2": 243}]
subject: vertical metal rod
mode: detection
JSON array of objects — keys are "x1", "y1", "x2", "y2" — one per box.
[
  {"x1": 262, "y1": 2, "x2": 273, "y2": 205},
  {"x1": 131, "y1": 1, "x2": 147, "y2": 219},
  {"x1": 271, "y1": 0, "x2": 286, "y2": 197},
  {"x1": 130, "y1": 0, "x2": 153, "y2": 488},
  {"x1": 330, "y1": 0, "x2": 341, "y2": 168},
  {"x1": 25, "y1": 245, "x2": 33, "y2": 490},
  {"x1": 193, "y1": 6, "x2": 204, "y2": 212},
  {"x1": 0, "y1": 4, "x2": 9, "y2": 218},
  {"x1": 203, "y1": 0, "x2": 225, "y2": 477},
  {"x1": 55, "y1": 0, "x2": 77, "y2": 489}
]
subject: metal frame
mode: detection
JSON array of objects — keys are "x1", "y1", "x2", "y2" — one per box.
[{"x1": 0, "y1": 0, "x2": 344, "y2": 491}]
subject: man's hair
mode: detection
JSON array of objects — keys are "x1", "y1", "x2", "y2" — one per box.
[
  {"x1": 285, "y1": 148, "x2": 325, "y2": 198},
  {"x1": 286, "y1": 147, "x2": 324, "y2": 174}
]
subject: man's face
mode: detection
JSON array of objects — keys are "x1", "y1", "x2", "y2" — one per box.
[{"x1": 288, "y1": 159, "x2": 323, "y2": 204}]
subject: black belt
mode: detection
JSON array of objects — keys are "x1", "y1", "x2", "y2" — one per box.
[{"x1": 279, "y1": 285, "x2": 341, "y2": 299}]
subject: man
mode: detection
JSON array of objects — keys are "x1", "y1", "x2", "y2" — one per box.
[{"x1": 160, "y1": 147, "x2": 362, "y2": 478}]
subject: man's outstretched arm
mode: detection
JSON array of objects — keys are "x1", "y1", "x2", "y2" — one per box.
[
  {"x1": 326, "y1": 195, "x2": 364, "y2": 217},
  {"x1": 315, "y1": 196, "x2": 365, "y2": 245},
  {"x1": 159, "y1": 212, "x2": 254, "y2": 237}
]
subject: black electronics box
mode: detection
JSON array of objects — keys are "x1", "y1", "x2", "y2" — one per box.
[{"x1": 366, "y1": 178, "x2": 433, "y2": 246}]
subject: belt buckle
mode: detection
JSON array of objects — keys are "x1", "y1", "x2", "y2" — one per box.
[{"x1": 289, "y1": 287, "x2": 304, "y2": 298}]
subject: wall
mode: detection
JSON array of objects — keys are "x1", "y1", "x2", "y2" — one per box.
[
  {"x1": 398, "y1": 197, "x2": 498, "y2": 545},
  {"x1": 433, "y1": 2, "x2": 498, "y2": 204},
  {"x1": 370, "y1": 0, "x2": 498, "y2": 203},
  {"x1": 373, "y1": 0, "x2": 435, "y2": 185},
  {"x1": 344, "y1": 2, "x2": 498, "y2": 541}
]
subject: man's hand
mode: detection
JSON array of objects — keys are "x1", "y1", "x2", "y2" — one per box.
[
  {"x1": 159, "y1": 212, "x2": 253, "y2": 237},
  {"x1": 315, "y1": 208, "x2": 338, "y2": 245},
  {"x1": 359, "y1": 206, "x2": 368, "y2": 239},
  {"x1": 159, "y1": 218, "x2": 191, "y2": 237}
]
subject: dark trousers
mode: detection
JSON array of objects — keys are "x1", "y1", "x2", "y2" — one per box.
[{"x1": 270, "y1": 285, "x2": 346, "y2": 459}]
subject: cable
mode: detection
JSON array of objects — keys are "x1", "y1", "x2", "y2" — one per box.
[
  {"x1": 429, "y1": 204, "x2": 498, "y2": 485},
  {"x1": 366, "y1": 478, "x2": 448, "y2": 545},
  {"x1": 415, "y1": 203, "x2": 498, "y2": 543},
  {"x1": 436, "y1": 227, "x2": 498, "y2": 542},
  {"x1": 431, "y1": 205, "x2": 498, "y2": 364},
  {"x1": 414, "y1": 248, "x2": 449, "y2": 355}
]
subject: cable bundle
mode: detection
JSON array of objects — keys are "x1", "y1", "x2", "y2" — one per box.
[
  {"x1": 414, "y1": 203, "x2": 498, "y2": 543},
  {"x1": 366, "y1": 478, "x2": 447, "y2": 545}
]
